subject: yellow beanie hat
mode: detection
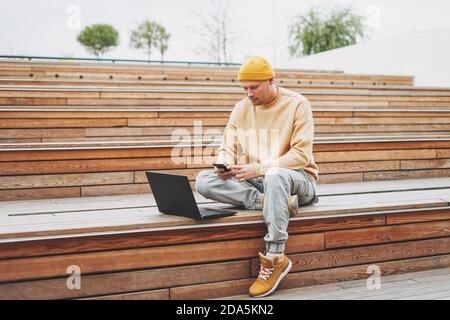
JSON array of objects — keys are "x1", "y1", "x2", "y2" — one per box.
[{"x1": 238, "y1": 56, "x2": 275, "y2": 81}]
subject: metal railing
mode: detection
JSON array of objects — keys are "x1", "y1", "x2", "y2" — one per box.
[{"x1": 0, "y1": 54, "x2": 241, "y2": 67}]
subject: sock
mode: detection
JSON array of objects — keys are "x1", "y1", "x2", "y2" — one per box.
[{"x1": 266, "y1": 251, "x2": 283, "y2": 260}]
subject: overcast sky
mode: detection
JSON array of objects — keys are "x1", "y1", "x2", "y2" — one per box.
[{"x1": 1, "y1": 0, "x2": 450, "y2": 66}]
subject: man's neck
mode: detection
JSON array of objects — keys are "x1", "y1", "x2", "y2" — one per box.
[{"x1": 263, "y1": 85, "x2": 279, "y2": 105}]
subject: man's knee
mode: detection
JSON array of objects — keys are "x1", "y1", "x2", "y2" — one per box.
[
  {"x1": 195, "y1": 169, "x2": 216, "y2": 196},
  {"x1": 263, "y1": 167, "x2": 291, "y2": 186}
]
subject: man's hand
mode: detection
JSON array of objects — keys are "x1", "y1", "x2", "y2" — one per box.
[
  {"x1": 214, "y1": 166, "x2": 236, "y2": 180},
  {"x1": 228, "y1": 164, "x2": 258, "y2": 182}
]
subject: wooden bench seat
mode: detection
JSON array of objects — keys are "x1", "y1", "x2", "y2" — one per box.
[
  {"x1": 1, "y1": 87, "x2": 449, "y2": 109},
  {"x1": 0, "y1": 60, "x2": 414, "y2": 86},
  {"x1": 0, "y1": 177, "x2": 449, "y2": 299},
  {"x1": 2, "y1": 107, "x2": 450, "y2": 144},
  {"x1": 1, "y1": 138, "x2": 450, "y2": 201},
  {"x1": 3, "y1": 78, "x2": 450, "y2": 96},
  {"x1": 1, "y1": 60, "x2": 449, "y2": 300}
]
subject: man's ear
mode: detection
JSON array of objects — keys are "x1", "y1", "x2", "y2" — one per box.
[{"x1": 269, "y1": 79, "x2": 274, "y2": 85}]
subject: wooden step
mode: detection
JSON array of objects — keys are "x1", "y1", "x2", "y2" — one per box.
[{"x1": 0, "y1": 177, "x2": 449, "y2": 299}]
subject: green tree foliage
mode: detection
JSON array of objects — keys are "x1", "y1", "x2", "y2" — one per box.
[
  {"x1": 77, "y1": 24, "x2": 119, "y2": 58},
  {"x1": 288, "y1": 6, "x2": 366, "y2": 57},
  {"x1": 130, "y1": 20, "x2": 171, "y2": 61}
]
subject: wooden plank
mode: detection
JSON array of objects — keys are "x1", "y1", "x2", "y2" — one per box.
[
  {"x1": 315, "y1": 149, "x2": 436, "y2": 163},
  {"x1": 67, "y1": 98, "x2": 234, "y2": 106},
  {"x1": 333, "y1": 265, "x2": 450, "y2": 289},
  {"x1": 314, "y1": 140, "x2": 450, "y2": 152},
  {"x1": 324, "y1": 220, "x2": 450, "y2": 249},
  {"x1": 401, "y1": 159, "x2": 450, "y2": 170},
  {"x1": 85, "y1": 289, "x2": 169, "y2": 300},
  {"x1": 387, "y1": 208, "x2": 450, "y2": 224},
  {"x1": 0, "y1": 260, "x2": 249, "y2": 300},
  {"x1": 318, "y1": 177, "x2": 450, "y2": 196},
  {"x1": 0, "y1": 187, "x2": 80, "y2": 202},
  {"x1": 81, "y1": 183, "x2": 150, "y2": 197},
  {"x1": 171, "y1": 278, "x2": 254, "y2": 300},
  {"x1": 353, "y1": 111, "x2": 450, "y2": 117},
  {"x1": 84, "y1": 126, "x2": 223, "y2": 137},
  {"x1": 159, "y1": 111, "x2": 231, "y2": 118},
  {"x1": 0, "y1": 158, "x2": 187, "y2": 175},
  {"x1": 0, "y1": 233, "x2": 324, "y2": 283},
  {"x1": 0, "y1": 172, "x2": 134, "y2": 189},
  {"x1": 0, "y1": 119, "x2": 128, "y2": 128},
  {"x1": 6, "y1": 175, "x2": 448, "y2": 217},
  {"x1": 128, "y1": 118, "x2": 228, "y2": 127},
  {"x1": 250, "y1": 237, "x2": 450, "y2": 275},
  {"x1": 437, "y1": 149, "x2": 450, "y2": 158},
  {"x1": 316, "y1": 124, "x2": 450, "y2": 133},
  {"x1": 327, "y1": 277, "x2": 450, "y2": 300},
  {"x1": 364, "y1": 168, "x2": 450, "y2": 181},
  {"x1": 0, "y1": 147, "x2": 179, "y2": 161},
  {"x1": 391, "y1": 101, "x2": 450, "y2": 107},
  {"x1": 171, "y1": 254, "x2": 450, "y2": 300},
  {"x1": 99, "y1": 91, "x2": 243, "y2": 100},
  {"x1": 336, "y1": 117, "x2": 450, "y2": 125},
  {"x1": 294, "y1": 188, "x2": 450, "y2": 218},
  {"x1": 0, "y1": 193, "x2": 421, "y2": 235},
  {"x1": 1, "y1": 189, "x2": 447, "y2": 239},
  {"x1": 0, "y1": 128, "x2": 84, "y2": 139},
  {"x1": 0, "y1": 98, "x2": 67, "y2": 105},
  {"x1": 0, "y1": 111, "x2": 159, "y2": 118},
  {"x1": 269, "y1": 280, "x2": 419, "y2": 300},
  {"x1": 1, "y1": 78, "x2": 428, "y2": 92},
  {"x1": 319, "y1": 160, "x2": 400, "y2": 174},
  {"x1": 316, "y1": 172, "x2": 364, "y2": 184},
  {"x1": 0, "y1": 215, "x2": 384, "y2": 259},
  {"x1": 0, "y1": 91, "x2": 100, "y2": 98},
  {"x1": 0, "y1": 138, "x2": 41, "y2": 143},
  {"x1": 39, "y1": 136, "x2": 221, "y2": 143},
  {"x1": 313, "y1": 101, "x2": 390, "y2": 107},
  {"x1": 134, "y1": 168, "x2": 205, "y2": 183}
]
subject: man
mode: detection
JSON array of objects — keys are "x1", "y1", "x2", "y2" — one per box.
[{"x1": 195, "y1": 56, "x2": 319, "y2": 297}]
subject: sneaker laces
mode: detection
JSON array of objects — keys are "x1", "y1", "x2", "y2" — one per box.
[{"x1": 258, "y1": 265, "x2": 274, "y2": 281}]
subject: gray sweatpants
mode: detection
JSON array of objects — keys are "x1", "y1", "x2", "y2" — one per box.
[{"x1": 195, "y1": 167, "x2": 319, "y2": 253}]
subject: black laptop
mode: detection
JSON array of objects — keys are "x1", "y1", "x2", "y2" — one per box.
[{"x1": 145, "y1": 171, "x2": 237, "y2": 219}]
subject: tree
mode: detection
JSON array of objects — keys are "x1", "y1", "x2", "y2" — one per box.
[
  {"x1": 77, "y1": 24, "x2": 119, "y2": 58},
  {"x1": 192, "y1": 0, "x2": 236, "y2": 64},
  {"x1": 288, "y1": 6, "x2": 366, "y2": 57},
  {"x1": 130, "y1": 20, "x2": 171, "y2": 61}
]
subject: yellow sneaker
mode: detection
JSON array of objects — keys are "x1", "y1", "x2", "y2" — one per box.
[{"x1": 249, "y1": 252, "x2": 292, "y2": 298}]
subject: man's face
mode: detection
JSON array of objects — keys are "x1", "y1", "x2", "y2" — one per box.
[{"x1": 240, "y1": 80, "x2": 273, "y2": 106}]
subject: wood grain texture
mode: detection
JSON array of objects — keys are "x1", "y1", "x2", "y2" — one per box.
[
  {"x1": 84, "y1": 289, "x2": 169, "y2": 300},
  {"x1": 0, "y1": 233, "x2": 323, "y2": 283},
  {"x1": 324, "y1": 220, "x2": 450, "y2": 248},
  {"x1": 250, "y1": 237, "x2": 450, "y2": 275},
  {"x1": 172, "y1": 254, "x2": 450, "y2": 300},
  {"x1": 0, "y1": 260, "x2": 249, "y2": 300},
  {"x1": 0, "y1": 214, "x2": 383, "y2": 260}
]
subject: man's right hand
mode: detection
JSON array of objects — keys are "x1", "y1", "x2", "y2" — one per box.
[{"x1": 214, "y1": 167, "x2": 236, "y2": 180}]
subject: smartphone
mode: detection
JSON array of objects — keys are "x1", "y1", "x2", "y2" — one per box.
[{"x1": 213, "y1": 163, "x2": 231, "y2": 172}]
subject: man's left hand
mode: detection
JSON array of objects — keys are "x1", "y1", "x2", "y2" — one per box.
[{"x1": 228, "y1": 164, "x2": 258, "y2": 182}]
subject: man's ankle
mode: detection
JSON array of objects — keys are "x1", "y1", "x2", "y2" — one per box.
[{"x1": 265, "y1": 251, "x2": 284, "y2": 260}]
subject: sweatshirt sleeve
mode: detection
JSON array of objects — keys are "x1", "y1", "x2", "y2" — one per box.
[
  {"x1": 216, "y1": 104, "x2": 240, "y2": 165},
  {"x1": 253, "y1": 99, "x2": 314, "y2": 176}
]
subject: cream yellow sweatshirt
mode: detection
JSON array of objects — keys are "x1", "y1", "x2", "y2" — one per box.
[{"x1": 216, "y1": 86, "x2": 319, "y2": 182}]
